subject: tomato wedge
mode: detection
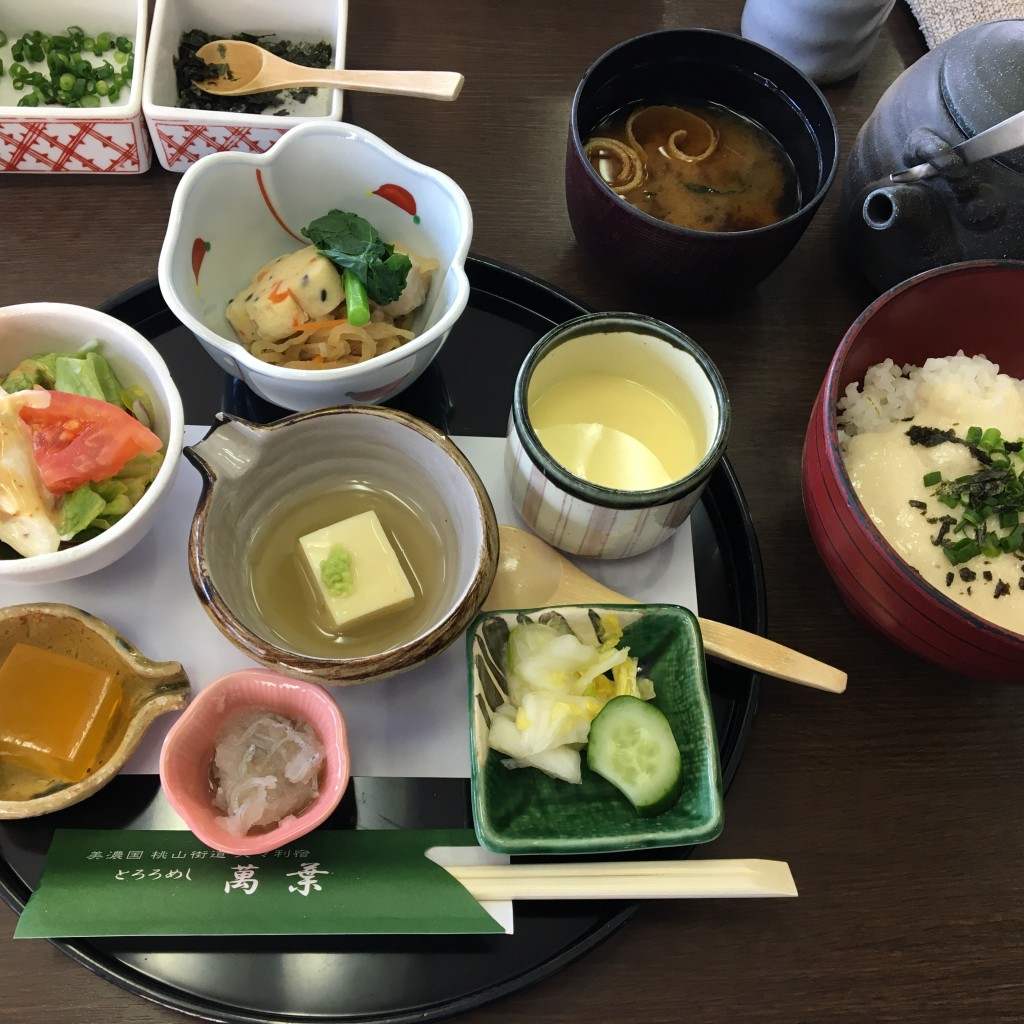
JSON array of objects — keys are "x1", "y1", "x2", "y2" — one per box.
[{"x1": 19, "y1": 391, "x2": 162, "y2": 496}]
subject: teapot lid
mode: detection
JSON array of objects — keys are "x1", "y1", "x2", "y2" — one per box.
[{"x1": 940, "y1": 19, "x2": 1024, "y2": 173}]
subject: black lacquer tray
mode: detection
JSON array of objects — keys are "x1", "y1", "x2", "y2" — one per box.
[{"x1": 0, "y1": 254, "x2": 763, "y2": 1024}]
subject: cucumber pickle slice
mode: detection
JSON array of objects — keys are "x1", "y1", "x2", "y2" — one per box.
[{"x1": 586, "y1": 695, "x2": 683, "y2": 817}]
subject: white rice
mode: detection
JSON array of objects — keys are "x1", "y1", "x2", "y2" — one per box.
[{"x1": 837, "y1": 351, "x2": 1024, "y2": 444}]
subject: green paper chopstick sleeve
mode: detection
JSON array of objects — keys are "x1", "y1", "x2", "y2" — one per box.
[{"x1": 15, "y1": 828, "x2": 505, "y2": 938}]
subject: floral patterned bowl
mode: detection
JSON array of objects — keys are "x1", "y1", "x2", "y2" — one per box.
[{"x1": 157, "y1": 119, "x2": 472, "y2": 412}]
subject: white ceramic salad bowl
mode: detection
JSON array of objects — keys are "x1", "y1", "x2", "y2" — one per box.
[
  {"x1": 0, "y1": 302, "x2": 184, "y2": 585},
  {"x1": 158, "y1": 120, "x2": 473, "y2": 412}
]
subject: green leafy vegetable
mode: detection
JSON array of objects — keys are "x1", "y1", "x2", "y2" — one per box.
[
  {"x1": 57, "y1": 485, "x2": 107, "y2": 539},
  {"x1": 301, "y1": 210, "x2": 412, "y2": 306},
  {"x1": 1, "y1": 357, "x2": 56, "y2": 393},
  {"x1": 54, "y1": 351, "x2": 121, "y2": 404}
]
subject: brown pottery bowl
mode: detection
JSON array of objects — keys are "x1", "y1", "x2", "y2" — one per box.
[
  {"x1": 802, "y1": 260, "x2": 1024, "y2": 681},
  {"x1": 186, "y1": 406, "x2": 499, "y2": 685},
  {"x1": 566, "y1": 29, "x2": 839, "y2": 304}
]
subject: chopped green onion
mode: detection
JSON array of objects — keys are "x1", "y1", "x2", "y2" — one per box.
[
  {"x1": 0, "y1": 30, "x2": 7, "y2": 47},
  {"x1": 923, "y1": 470, "x2": 942, "y2": 487},
  {"x1": 980, "y1": 427, "x2": 1002, "y2": 449},
  {"x1": 1, "y1": 26, "x2": 132, "y2": 109}
]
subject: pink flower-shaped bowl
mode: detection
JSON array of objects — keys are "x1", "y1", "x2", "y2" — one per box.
[{"x1": 159, "y1": 668, "x2": 350, "y2": 855}]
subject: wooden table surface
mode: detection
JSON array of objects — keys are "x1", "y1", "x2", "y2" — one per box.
[{"x1": 2, "y1": 3, "x2": 1023, "y2": 1022}]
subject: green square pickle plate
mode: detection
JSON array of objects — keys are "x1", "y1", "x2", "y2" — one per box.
[{"x1": 468, "y1": 603, "x2": 724, "y2": 855}]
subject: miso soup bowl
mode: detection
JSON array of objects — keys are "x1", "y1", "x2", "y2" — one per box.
[
  {"x1": 566, "y1": 29, "x2": 840, "y2": 304},
  {"x1": 186, "y1": 405, "x2": 499, "y2": 684},
  {"x1": 802, "y1": 260, "x2": 1024, "y2": 682},
  {"x1": 506, "y1": 312, "x2": 730, "y2": 559},
  {"x1": 159, "y1": 668, "x2": 350, "y2": 856}
]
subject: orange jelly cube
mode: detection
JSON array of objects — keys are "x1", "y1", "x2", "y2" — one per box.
[{"x1": 0, "y1": 642, "x2": 121, "y2": 783}]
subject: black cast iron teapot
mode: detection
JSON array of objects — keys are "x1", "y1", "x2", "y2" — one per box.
[{"x1": 840, "y1": 19, "x2": 1024, "y2": 292}]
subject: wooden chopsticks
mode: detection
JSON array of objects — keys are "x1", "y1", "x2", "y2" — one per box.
[{"x1": 442, "y1": 859, "x2": 797, "y2": 901}]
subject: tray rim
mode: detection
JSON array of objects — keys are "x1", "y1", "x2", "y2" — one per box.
[{"x1": 0, "y1": 251, "x2": 764, "y2": 1024}]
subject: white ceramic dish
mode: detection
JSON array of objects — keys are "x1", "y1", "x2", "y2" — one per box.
[
  {"x1": 158, "y1": 119, "x2": 473, "y2": 411},
  {"x1": 0, "y1": 0, "x2": 150, "y2": 173},
  {"x1": 142, "y1": 0, "x2": 346, "y2": 172},
  {"x1": 0, "y1": 302, "x2": 184, "y2": 584}
]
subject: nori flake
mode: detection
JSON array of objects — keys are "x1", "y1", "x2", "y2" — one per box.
[{"x1": 174, "y1": 29, "x2": 333, "y2": 115}]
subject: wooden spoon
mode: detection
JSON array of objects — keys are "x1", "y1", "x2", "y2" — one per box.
[
  {"x1": 193, "y1": 41, "x2": 464, "y2": 101},
  {"x1": 486, "y1": 525, "x2": 847, "y2": 694}
]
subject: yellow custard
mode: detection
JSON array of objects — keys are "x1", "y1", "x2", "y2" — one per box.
[{"x1": 529, "y1": 372, "x2": 705, "y2": 490}]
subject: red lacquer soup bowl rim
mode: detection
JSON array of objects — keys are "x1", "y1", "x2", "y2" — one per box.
[{"x1": 814, "y1": 259, "x2": 1024, "y2": 653}]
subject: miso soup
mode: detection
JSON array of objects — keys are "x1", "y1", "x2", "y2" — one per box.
[
  {"x1": 585, "y1": 99, "x2": 800, "y2": 232},
  {"x1": 247, "y1": 481, "x2": 443, "y2": 658}
]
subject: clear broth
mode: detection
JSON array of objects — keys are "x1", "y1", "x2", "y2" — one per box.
[
  {"x1": 247, "y1": 481, "x2": 444, "y2": 658},
  {"x1": 587, "y1": 99, "x2": 800, "y2": 232}
]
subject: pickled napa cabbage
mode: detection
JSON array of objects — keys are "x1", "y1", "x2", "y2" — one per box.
[{"x1": 487, "y1": 614, "x2": 655, "y2": 784}]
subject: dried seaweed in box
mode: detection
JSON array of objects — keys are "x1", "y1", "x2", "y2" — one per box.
[{"x1": 174, "y1": 29, "x2": 333, "y2": 115}]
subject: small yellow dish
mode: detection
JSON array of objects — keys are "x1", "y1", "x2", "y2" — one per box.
[{"x1": 0, "y1": 603, "x2": 190, "y2": 819}]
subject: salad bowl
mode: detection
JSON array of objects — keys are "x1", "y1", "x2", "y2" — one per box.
[{"x1": 0, "y1": 302, "x2": 184, "y2": 585}]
